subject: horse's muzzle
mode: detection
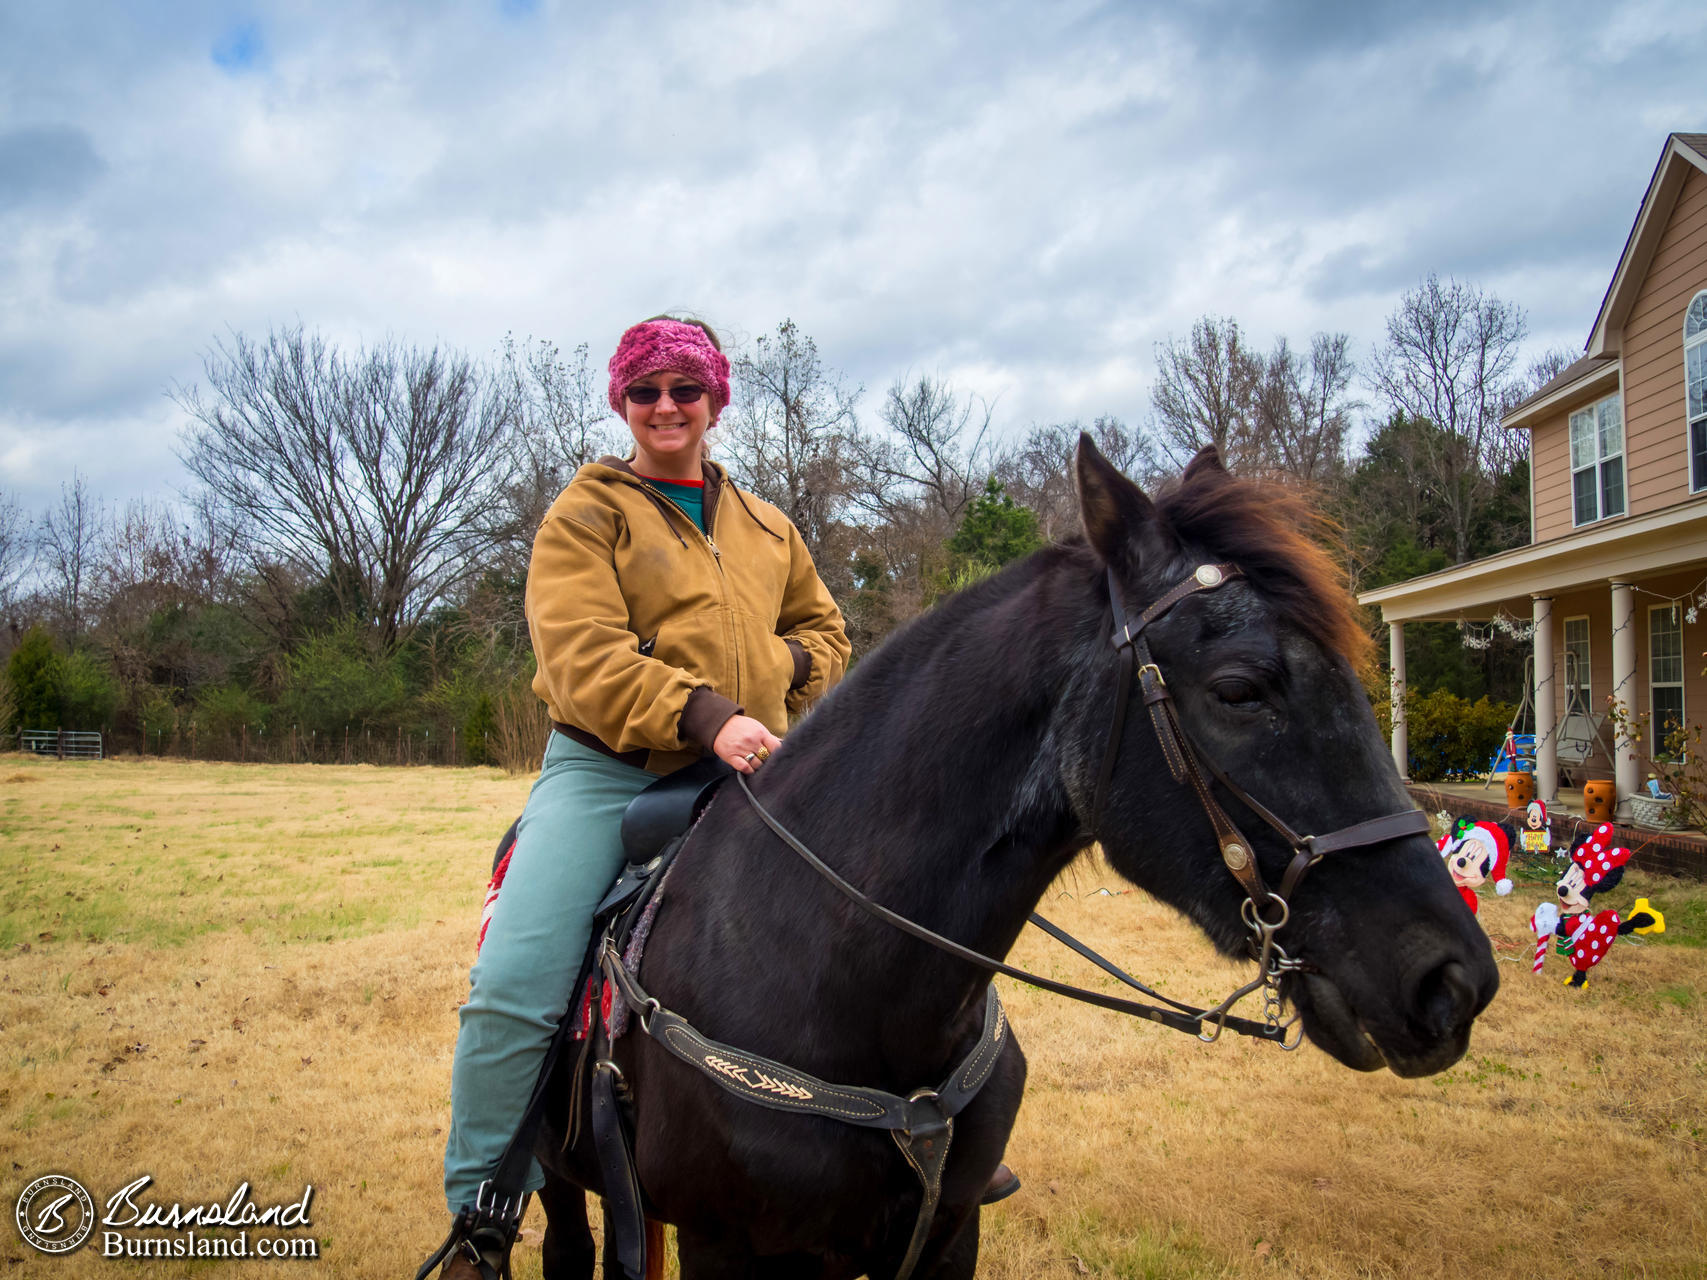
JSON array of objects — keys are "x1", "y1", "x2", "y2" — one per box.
[{"x1": 1291, "y1": 926, "x2": 1498, "y2": 1078}]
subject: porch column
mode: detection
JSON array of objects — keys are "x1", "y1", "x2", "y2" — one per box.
[
  {"x1": 1532, "y1": 595, "x2": 1556, "y2": 805},
  {"x1": 1388, "y1": 620, "x2": 1409, "y2": 781},
  {"x1": 1609, "y1": 580, "x2": 1639, "y2": 818}
]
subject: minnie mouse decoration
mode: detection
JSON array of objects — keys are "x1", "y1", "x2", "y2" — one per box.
[{"x1": 1529, "y1": 823, "x2": 1665, "y2": 988}]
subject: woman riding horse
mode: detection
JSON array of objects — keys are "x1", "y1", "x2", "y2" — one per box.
[{"x1": 430, "y1": 315, "x2": 855, "y2": 1279}]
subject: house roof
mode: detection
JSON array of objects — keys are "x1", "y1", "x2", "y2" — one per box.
[
  {"x1": 1501, "y1": 353, "x2": 1620, "y2": 427},
  {"x1": 1356, "y1": 496, "x2": 1707, "y2": 623},
  {"x1": 1586, "y1": 133, "x2": 1707, "y2": 359}
]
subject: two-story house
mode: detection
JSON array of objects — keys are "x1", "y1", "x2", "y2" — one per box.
[{"x1": 1360, "y1": 132, "x2": 1707, "y2": 819}]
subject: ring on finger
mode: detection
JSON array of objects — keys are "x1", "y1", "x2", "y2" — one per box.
[
  {"x1": 744, "y1": 752, "x2": 758, "y2": 764},
  {"x1": 755, "y1": 746, "x2": 771, "y2": 762}
]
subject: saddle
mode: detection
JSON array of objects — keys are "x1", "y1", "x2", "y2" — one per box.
[{"x1": 475, "y1": 756, "x2": 1009, "y2": 1280}]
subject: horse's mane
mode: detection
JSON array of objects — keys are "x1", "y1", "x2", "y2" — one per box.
[{"x1": 1151, "y1": 464, "x2": 1371, "y2": 670}]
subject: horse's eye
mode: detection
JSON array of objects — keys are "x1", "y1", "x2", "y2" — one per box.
[{"x1": 1213, "y1": 678, "x2": 1262, "y2": 707}]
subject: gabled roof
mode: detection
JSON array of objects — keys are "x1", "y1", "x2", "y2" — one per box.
[
  {"x1": 1501, "y1": 353, "x2": 1620, "y2": 428},
  {"x1": 1357, "y1": 494, "x2": 1707, "y2": 622},
  {"x1": 1586, "y1": 132, "x2": 1707, "y2": 359}
]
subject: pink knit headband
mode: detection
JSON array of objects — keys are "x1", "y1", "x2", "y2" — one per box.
[{"x1": 606, "y1": 319, "x2": 732, "y2": 417}]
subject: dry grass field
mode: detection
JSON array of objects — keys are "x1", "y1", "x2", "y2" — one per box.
[{"x1": 3, "y1": 755, "x2": 1705, "y2": 1278}]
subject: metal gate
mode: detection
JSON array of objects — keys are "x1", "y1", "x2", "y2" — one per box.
[{"x1": 19, "y1": 730, "x2": 104, "y2": 760}]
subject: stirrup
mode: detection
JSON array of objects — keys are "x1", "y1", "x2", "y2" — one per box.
[{"x1": 412, "y1": 1189, "x2": 526, "y2": 1280}]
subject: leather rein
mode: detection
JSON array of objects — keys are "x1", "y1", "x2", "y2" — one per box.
[{"x1": 737, "y1": 560, "x2": 1432, "y2": 1047}]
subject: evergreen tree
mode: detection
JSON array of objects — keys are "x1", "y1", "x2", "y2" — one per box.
[
  {"x1": 7, "y1": 628, "x2": 59, "y2": 731},
  {"x1": 947, "y1": 477, "x2": 1044, "y2": 570}
]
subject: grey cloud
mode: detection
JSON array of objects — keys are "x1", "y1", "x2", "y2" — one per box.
[
  {"x1": 0, "y1": 125, "x2": 104, "y2": 211},
  {"x1": 1, "y1": 0, "x2": 1704, "y2": 517}
]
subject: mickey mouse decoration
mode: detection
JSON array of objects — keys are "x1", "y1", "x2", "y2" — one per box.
[
  {"x1": 1438, "y1": 816, "x2": 1515, "y2": 915},
  {"x1": 1529, "y1": 823, "x2": 1665, "y2": 988},
  {"x1": 1520, "y1": 799, "x2": 1550, "y2": 853}
]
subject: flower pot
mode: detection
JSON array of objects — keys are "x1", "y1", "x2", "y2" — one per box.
[
  {"x1": 1583, "y1": 779, "x2": 1617, "y2": 824},
  {"x1": 1504, "y1": 772, "x2": 1536, "y2": 810},
  {"x1": 1629, "y1": 795, "x2": 1675, "y2": 828}
]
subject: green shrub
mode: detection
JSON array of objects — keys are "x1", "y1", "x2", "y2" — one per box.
[
  {"x1": 2, "y1": 632, "x2": 123, "y2": 733},
  {"x1": 194, "y1": 684, "x2": 270, "y2": 739},
  {"x1": 463, "y1": 692, "x2": 496, "y2": 766},
  {"x1": 137, "y1": 685, "x2": 181, "y2": 744},
  {"x1": 7, "y1": 627, "x2": 59, "y2": 730},
  {"x1": 275, "y1": 618, "x2": 408, "y2": 736},
  {"x1": 57, "y1": 651, "x2": 121, "y2": 730},
  {"x1": 1372, "y1": 688, "x2": 1517, "y2": 782}
]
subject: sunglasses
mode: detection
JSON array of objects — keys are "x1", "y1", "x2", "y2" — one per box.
[{"x1": 626, "y1": 384, "x2": 706, "y2": 405}]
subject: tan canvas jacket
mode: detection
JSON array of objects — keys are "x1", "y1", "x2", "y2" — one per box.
[{"x1": 526, "y1": 456, "x2": 850, "y2": 775}]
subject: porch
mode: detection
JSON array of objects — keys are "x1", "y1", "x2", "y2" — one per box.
[{"x1": 1358, "y1": 496, "x2": 1707, "y2": 826}]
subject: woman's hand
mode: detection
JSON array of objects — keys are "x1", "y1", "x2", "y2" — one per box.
[{"x1": 713, "y1": 715, "x2": 783, "y2": 775}]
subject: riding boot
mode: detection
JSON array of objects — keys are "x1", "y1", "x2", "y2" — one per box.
[
  {"x1": 436, "y1": 1224, "x2": 514, "y2": 1280},
  {"x1": 980, "y1": 1163, "x2": 1021, "y2": 1204},
  {"x1": 415, "y1": 1213, "x2": 519, "y2": 1280}
]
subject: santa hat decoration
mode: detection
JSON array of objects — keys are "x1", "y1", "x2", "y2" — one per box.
[
  {"x1": 1571, "y1": 823, "x2": 1633, "y2": 885},
  {"x1": 1464, "y1": 822, "x2": 1513, "y2": 896}
]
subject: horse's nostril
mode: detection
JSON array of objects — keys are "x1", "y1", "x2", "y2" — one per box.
[{"x1": 1411, "y1": 959, "x2": 1476, "y2": 1039}]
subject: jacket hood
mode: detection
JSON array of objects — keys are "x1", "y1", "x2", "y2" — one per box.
[
  {"x1": 577, "y1": 455, "x2": 783, "y2": 542},
  {"x1": 587, "y1": 455, "x2": 729, "y2": 486}
]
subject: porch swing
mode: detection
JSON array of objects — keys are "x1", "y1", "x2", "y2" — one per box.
[
  {"x1": 1482, "y1": 654, "x2": 1536, "y2": 789},
  {"x1": 1553, "y1": 652, "x2": 1613, "y2": 786}
]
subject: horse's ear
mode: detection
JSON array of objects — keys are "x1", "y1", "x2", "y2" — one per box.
[
  {"x1": 1076, "y1": 432, "x2": 1155, "y2": 566},
  {"x1": 1181, "y1": 444, "x2": 1225, "y2": 484}
]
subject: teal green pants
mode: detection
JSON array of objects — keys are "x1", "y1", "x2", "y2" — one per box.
[{"x1": 443, "y1": 732, "x2": 656, "y2": 1213}]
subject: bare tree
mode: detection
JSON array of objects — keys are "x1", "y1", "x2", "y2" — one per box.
[
  {"x1": 1255, "y1": 332, "x2": 1358, "y2": 488},
  {"x1": 852, "y1": 374, "x2": 995, "y2": 525},
  {"x1": 1368, "y1": 275, "x2": 1528, "y2": 563},
  {"x1": 492, "y1": 335, "x2": 612, "y2": 579},
  {"x1": 93, "y1": 499, "x2": 182, "y2": 627},
  {"x1": 0, "y1": 489, "x2": 32, "y2": 631},
  {"x1": 173, "y1": 490, "x2": 244, "y2": 607},
  {"x1": 38, "y1": 471, "x2": 106, "y2": 648},
  {"x1": 175, "y1": 325, "x2": 524, "y2": 648},
  {"x1": 722, "y1": 319, "x2": 862, "y2": 562},
  {"x1": 1515, "y1": 347, "x2": 1578, "y2": 405},
  {"x1": 999, "y1": 417, "x2": 1161, "y2": 540},
  {"x1": 1150, "y1": 316, "x2": 1265, "y2": 471}
]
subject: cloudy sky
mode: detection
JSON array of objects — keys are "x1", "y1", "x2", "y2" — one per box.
[{"x1": 2, "y1": 0, "x2": 1703, "y2": 516}]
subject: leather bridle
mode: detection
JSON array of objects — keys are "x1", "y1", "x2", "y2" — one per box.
[
  {"x1": 734, "y1": 559, "x2": 1432, "y2": 1047},
  {"x1": 1090, "y1": 561, "x2": 1432, "y2": 1038}
]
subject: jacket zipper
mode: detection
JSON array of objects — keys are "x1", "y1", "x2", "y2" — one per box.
[{"x1": 637, "y1": 478, "x2": 739, "y2": 702}]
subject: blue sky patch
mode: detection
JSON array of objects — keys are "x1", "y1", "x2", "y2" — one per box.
[{"x1": 212, "y1": 21, "x2": 264, "y2": 72}]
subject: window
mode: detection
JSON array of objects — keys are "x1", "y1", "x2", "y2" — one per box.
[
  {"x1": 1650, "y1": 603, "x2": 1684, "y2": 741},
  {"x1": 1570, "y1": 392, "x2": 1625, "y2": 525},
  {"x1": 1687, "y1": 291, "x2": 1707, "y2": 492},
  {"x1": 1563, "y1": 616, "x2": 1590, "y2": 710}
]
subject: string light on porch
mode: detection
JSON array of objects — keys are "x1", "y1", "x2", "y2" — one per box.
[
  {"x1": 1458, "y1": 611, "x2": 1536, "y2": 651},
  {"x1": 1631, "y1": 573, "x2": 1707, "y2": 627}
]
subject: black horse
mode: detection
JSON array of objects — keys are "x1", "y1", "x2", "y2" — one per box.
[{"x1": 530, "y1": 438, "x2": 1498, "y2": 1279}]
